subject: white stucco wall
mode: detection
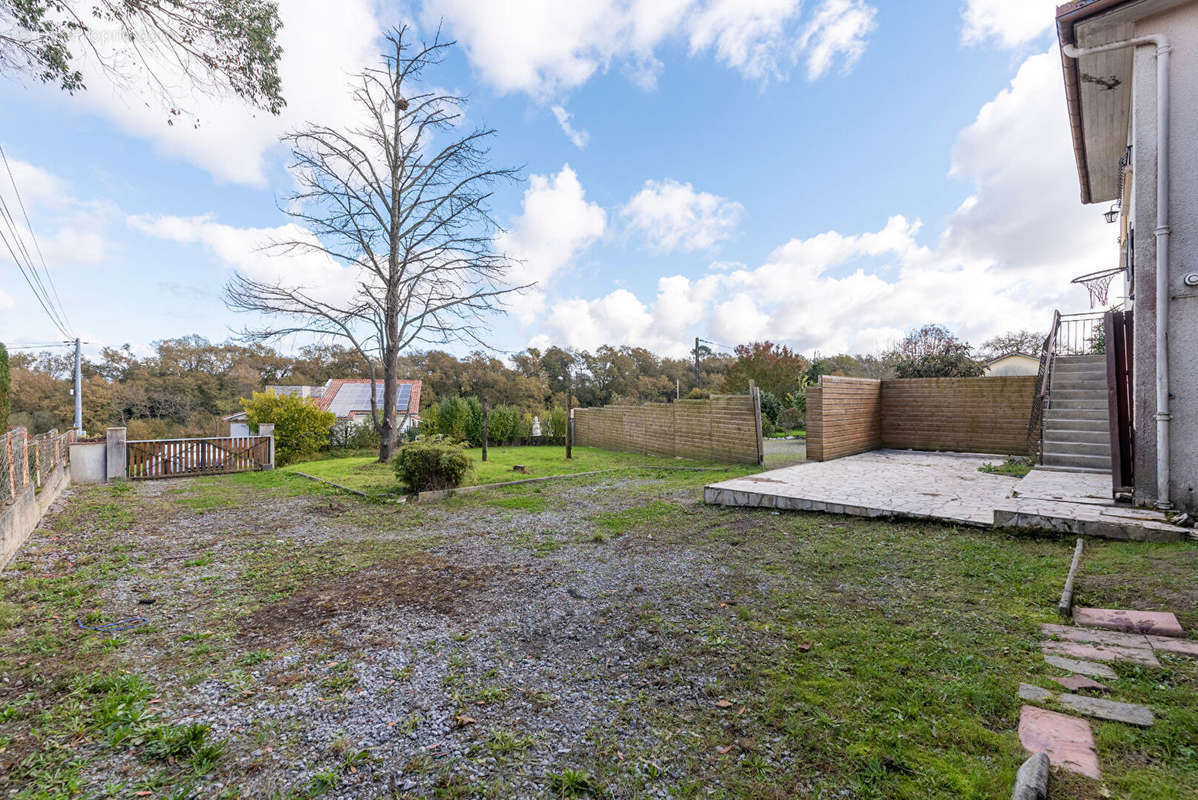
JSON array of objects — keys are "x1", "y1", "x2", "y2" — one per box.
[
  {"x1": 984, "y1": 355, "x2": 1040, "y2": 377},
  {"x1": 1129, "y1": 3, "x2": 1198, "y2": 510}
]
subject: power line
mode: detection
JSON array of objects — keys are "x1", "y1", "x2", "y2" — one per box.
[
  {"x1": 0, "y1": 145, "x2": 73, "y2": 338},
  {"x1": 1, "y1": 145, "x2": 72, "y2": 335}
]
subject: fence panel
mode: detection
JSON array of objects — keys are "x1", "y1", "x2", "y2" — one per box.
[
  {"x1": 573, "y1": 395, "x2": 760, "y2": 464},
  {"x1": 126, "y1": 436, "x2": 271, "y2": 480},
  {"x1": 2, "y1": 427, "x2": 73, "y2": 505}
]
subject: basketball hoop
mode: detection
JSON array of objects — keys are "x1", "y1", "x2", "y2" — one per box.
[{"x1": 1071, "y1": 267, "x2": 1125, "y2": 309}]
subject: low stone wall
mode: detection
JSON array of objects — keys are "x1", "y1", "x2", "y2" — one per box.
[
  {"x1": 1, "y1": 463, "x2": 70, "y2": 569},
  {"x1": 574, "y1": 394, "x2": 761, "y2": 464},
  {"x1": 807, "y1": 375, "x2": 1036, "y2": 461}
]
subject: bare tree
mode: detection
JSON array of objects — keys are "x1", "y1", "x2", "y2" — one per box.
[{"x1": 225, "y1": 26, "x2": 524, "y2": 461}]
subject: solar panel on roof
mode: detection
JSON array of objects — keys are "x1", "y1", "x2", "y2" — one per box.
[{"x1": 327, "y1": 382, "x2": 414, "y2": 417}]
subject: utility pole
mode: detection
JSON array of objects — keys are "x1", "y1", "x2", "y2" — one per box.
[
  {"x1": 694, "y1": 336, "x2": 701, "y2": 390},
  {"x1": 72, "y1": 337, "x2": 82, "y2": 434}
]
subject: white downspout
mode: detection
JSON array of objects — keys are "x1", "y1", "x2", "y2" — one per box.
[{"x1": 1064, "y1": 36, "x2": 1171, "y2": 509}]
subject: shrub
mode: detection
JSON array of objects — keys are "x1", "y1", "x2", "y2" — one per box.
[
  {"x1": 548, "y1": 406, "x2": 568, "y2": 440},
  {"x1": 777, "y1": 406, "x2": 803, "y2": 431},
  {"x1": 434, "y1": 396, "x2": 471, "y2": 441},
  {"x1": 464, "y1": 396, "x2": 484, "y2": 446},
  {"x1": 686, "y1": 388, "x2": 710, "y2": 400},
  {"x1": 240, "y1": 390, "x2": 336, "y2": 466},
  {"x1": 393, "y1": 437, "x2": 472, "y2": 492},
  {"x1": 486, "y1": 405, "x2": 521, "y2": 444},
  {"x1": 762, "y1": 417, "x2": 776, "y2": 437},
  {"x1": 759, "y1": 390, "x2": 781, "y2": 425},
  {"x1": 329, "y1": 422, "x2": 380, "y2": 451},
  {"x1": 0, "y1": 342, "x2": 8, "y2": 432}
]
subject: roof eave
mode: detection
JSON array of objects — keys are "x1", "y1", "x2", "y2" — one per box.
[{"x1": 1055, "y1": 0, "x2": 1138, "y2": 205}]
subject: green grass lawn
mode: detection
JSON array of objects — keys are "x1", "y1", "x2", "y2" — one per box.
[
  {"x1": 767, "y1": 428, "x2": 806, "y2": 439},
  {"x1": 283, "y1": 445, "x2": 726, "y2": 495}
]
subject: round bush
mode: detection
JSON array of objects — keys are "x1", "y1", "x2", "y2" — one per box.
[{"x1": 394, "y1": 438, "x2": 473, "y2": 493}]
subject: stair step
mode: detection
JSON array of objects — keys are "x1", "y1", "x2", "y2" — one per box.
[
  {"x1": 1044, "y1": 440, "x2": 1112, "y2": 457},
  {"x1": 1046, "y1": 408, "x2": 1108, "y2": 422},
  {"x1": 1036, "y1": 464, "x2": 1113, "y2": 475},
  {"x1": 1042, "y1": 428, "x2": 1111, "y2": 444},
  {"x1": 1042, "y1": 452, "x2": 1112, "y2": 470},
  {"x1": 1051, "y1": 389, "x2": 1108, "y2": 401},
  {"x1": 1051, "y1": 399, "x2": 1109, "y2": 410},
  {"x1": 1055, "y1": 355, "x2": 1107, "y2": 365}
]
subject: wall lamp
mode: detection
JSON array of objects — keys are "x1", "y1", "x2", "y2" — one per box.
[{"x1": 1104, "y1": 202, "x2": 1121, "y2": 224}]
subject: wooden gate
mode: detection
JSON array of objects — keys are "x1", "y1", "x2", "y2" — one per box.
[
  {"x1": 1104, "y1": 309, "x2": 1134, "y2": 495},
  {"x1": 127, "y1": 436, "x2": 271, "y2": 479}
]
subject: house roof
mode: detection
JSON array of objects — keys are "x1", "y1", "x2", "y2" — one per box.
[
  {"x1": 316, "y1": 379, "x2": 422, "y2": 420},
  {"x1": 1056, "y1": 0, "x2": 1189, "y2": 203}
]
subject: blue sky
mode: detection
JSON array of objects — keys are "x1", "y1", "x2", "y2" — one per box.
[{"x1": 0, "y1": 0, "x2": 1116, "y2": 361}]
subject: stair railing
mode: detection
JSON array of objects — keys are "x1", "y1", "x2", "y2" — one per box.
[{"x1": 1028, "y1": 310, "x2": 1061, "y2": 463}]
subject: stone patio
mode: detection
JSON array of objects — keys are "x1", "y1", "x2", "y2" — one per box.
[{"x1": 704, "y1": 449, "x2": 1192, "y2": 542}]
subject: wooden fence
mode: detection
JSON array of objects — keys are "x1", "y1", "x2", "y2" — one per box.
[
  {"x1": 127, "y1": 435, "x2": 272, "y2": 479},
  {"x1": 807, "y1": 375, "x2": 1036, "y2": 461},
  {"x1": 573, "y1": 393, "x2": 762, "y2": 464}
]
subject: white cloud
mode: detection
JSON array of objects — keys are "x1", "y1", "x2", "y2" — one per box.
[
  {"x1": 528, "y1": 46, "x2": 1106, "y2": 356},
  {"x1": 551, "y1": 105, "x2": 590, "y2": 149},
  {"x1": 620, "y1": 179, "x2": 743, "y2": 252},
  {"x1": 127, "y1": 213, "x2": 356, "y2": 304},
  {"x1": 425, "y1": 0, "x2": 877, "y2": 97},
  {"x1": 496, "y1": 165, "x2": 607, "y2": 320},
  {"x1": 961, "y1": 0, "x2": 1056, "y2": 48},
  {"x1": 60, "y1": 0, "x2": 384, "y2": 186},
  {"x1": 800, "y1": 0, "x2": 877, "y2": 80},
  {"x1": 0, "y1": 150, "x2": 116, "y2": 268}
]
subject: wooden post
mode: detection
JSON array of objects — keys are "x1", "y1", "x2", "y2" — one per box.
[
  {"x1": 481, "y1": 401, "x2": 489, "y2": 462},
  {"x1": 20, "y1": 431, "x2": 29, "y2": 487},
  {"x1": 750, "y1": 380, "x2": 764, "y2": 466},
  {"x1": 6, "y1": 434, "x2": 15, "y2": 500},
  {"x1": 1059, "y1": 537, "x2": 1084, "y2": 617},
  {"x1": 565, "y1": 369, "x2": 573, "y2": 460}
]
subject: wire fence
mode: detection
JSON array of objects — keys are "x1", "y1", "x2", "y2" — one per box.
[{"x1": 1, "y1": 427, "x2": 74, "y2": 506}]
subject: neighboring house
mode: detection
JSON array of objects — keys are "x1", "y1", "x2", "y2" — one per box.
[
  {"x1": 223, "y1": 378, "x2": 422, "y2": 435},
  {"x1": 983, "y1": 352, "x2": 1040, "y2": 377},
  {"x1": 1056, "y1": 0, "x2": 1197, "y2": 511}
]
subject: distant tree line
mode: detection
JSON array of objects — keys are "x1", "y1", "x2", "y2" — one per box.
[{"x1": 3, "y1": 325, "x2": 1040, "y2": 438}]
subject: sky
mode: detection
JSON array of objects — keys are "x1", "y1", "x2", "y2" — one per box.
[{"x1": 0, "y1": 0, "x2": 1118, "y2": 362}]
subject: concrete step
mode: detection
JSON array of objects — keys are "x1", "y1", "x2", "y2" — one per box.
[
  {"x1": 1052, "y1": 398, "x2": 1110, "y2": 410},
  {"x1": 1056, "y1": 355, "x2": 1107, "y2": 366},
  {"x1": 1042, "y1": 452, "x2": 1112, "y2": 470},
  {"x1": 1046, "y1": 408, "x2": 1108, "y2": 422},
  {"x1": 1044, "y1": 440, "x2": 1112, "y2": 458},
  {"x1": 1052, "y1": 374, "x2": 1107, "y2": 387},
  {"x1": 1043, "y1": 428, "x2": 1110, "y2": 444},
  {"x1": 1051, "y1": 388, "x2": 1109, "y2": 402},
  {"x1": 1037, "y1": 463, "x2": 1113, "y2": 475}
]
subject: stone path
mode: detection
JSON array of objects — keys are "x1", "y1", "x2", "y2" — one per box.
[
  {"x1": 704, "y1": 451, "x2": 1191, "y2": 541},
  {"x1": 1018, "y1": 606, "x2": 1198, "y2": 784}
]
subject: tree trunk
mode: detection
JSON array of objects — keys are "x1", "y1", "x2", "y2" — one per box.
[
  {"x1": 481, "y1": 401, "x2": 488, "y2": 462},
  {"x1": 377, "y1": 318, "x2": 400, "y2": 462}
]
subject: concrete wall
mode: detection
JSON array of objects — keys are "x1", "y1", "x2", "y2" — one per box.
[
  {"x1": 1, "y1": 463, "x2": 69, "y2": 569},
  {"x1": 68, "y1": 442, "x2": 107, "y2": 484},
  {"x1": 806, "y1": 378, "x2": 882, "y2": 461},
  {"x1": 807, "y1": 375, "x2": 1035, "y2": 461},
  {"x1": 1129, "y1": 4, "x2": 1198, "y2": 511},
  {"x1": 574, "y1": 395, "x2": 760, "y2": 464}
]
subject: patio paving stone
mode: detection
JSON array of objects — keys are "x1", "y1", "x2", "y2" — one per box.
[
  {"x1": 1072, "y1": 607, "x2": 1184, "y2": 636},
  {"x1": 1018, "y1": 705, "x2": 1101, "y2": 780}
]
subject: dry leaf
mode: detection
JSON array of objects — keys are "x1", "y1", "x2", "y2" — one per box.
[{"x1": 715, "y1": 699, "x2": 733, "y2": 708}]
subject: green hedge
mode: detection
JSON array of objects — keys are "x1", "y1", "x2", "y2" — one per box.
[{"x1": 393, "y1": 439, "x2": 473, "y2": 493}]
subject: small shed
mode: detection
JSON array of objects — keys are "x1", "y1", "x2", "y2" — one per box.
[{"x1": 983, "y1": 351, "x2": 1040, "y2": 377}]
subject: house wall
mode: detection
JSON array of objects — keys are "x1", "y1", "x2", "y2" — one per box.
[
  {"x1": 573, "y1": 395, "x2": 760, "y2": 464},
  {"x1": 806, "y1": 378, "x2": 882, "y2": 461},
  {"x1": 984, "y1": 355, "x2": 1039, "y2": 377},
  {"x1": 1129, "y1": 3, "x2": 1198, "y2": 511},
  {"x1": 807, "y1": 375, "x2": 1035, "y2": 461}
]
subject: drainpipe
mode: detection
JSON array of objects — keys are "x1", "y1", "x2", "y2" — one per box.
[{"x1": 1063, "y1": 35, "x2": 1171, "y2": 509}]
